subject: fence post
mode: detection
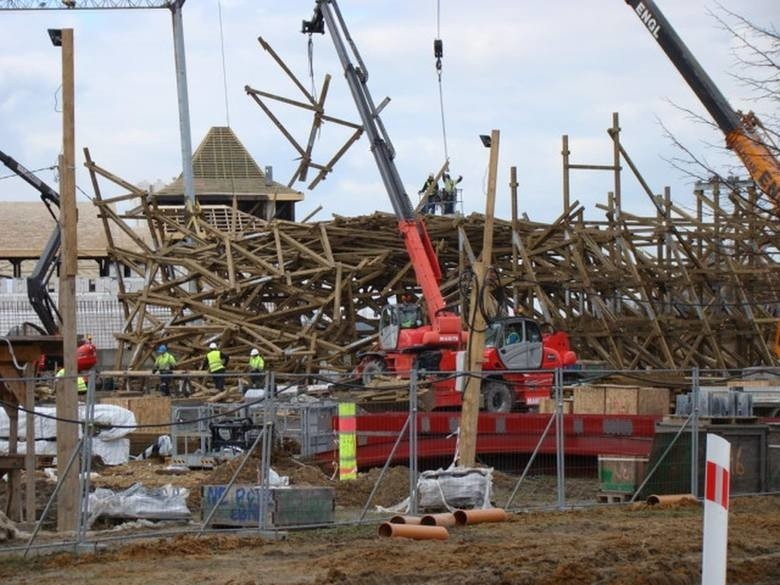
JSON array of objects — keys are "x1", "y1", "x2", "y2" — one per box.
[
  {"x1": 78, "y1": 370, "x2": 97, "y2": 544},
  {"x1": 555, "y1": 367, "x2": 565, "y2": 509},
  {"x1": 691, "y1": 366, "x2": 700, "y2": 497},
  {"x1": 259, "y1": 370, "x2": 274, "y2": 530},
  {"x1": 409, "y1": 368, "x2": 419, "y2": 515}
]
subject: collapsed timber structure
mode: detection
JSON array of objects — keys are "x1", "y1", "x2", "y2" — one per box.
[{"x1": 84, "y1": 143, "x2": 779, "y2": 373}]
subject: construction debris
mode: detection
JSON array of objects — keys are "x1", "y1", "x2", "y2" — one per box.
[{"x1": 84, "y1": 152, "x2": 779, "y2": 373}]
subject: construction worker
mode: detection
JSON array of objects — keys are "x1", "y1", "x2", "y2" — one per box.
[
  {"x1": 441, "y1": 173, "x2": 462, "y2": 215},
  {"x1": 56, "y1": 368, "x2": 87, "y2": 394},
  {"x1": 152, "y1": 344, "x2": 177, "y2": 396},
  {"x1": 397, "y1": 292, "x2": 420, "y2": 329},
  {"x1": 248, "y1": 348, "x2": 265, "y2": 388},
  {"x1": 203, "y1": 342, "x2": 230, "y2": 391},
  {"x1": 418, "y1": 173, "x2": 440, "y2": 214}
]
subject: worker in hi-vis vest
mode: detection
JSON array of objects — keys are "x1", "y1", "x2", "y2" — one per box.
[
  {"x1": 202, "y1": 342, "x2": 230, "y2": 391},
  {"x1": 56, "y1": 368, "x2": 87, "y2": 394},
  {"x1": 152, "y1": 344, "x2": 177, "y2": 396},
  {"x1": 248, "y1": 348, "x2": 265, "y2": 389}
]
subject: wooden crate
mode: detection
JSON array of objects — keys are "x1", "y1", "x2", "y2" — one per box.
[
  {"x1": 727, "y1": 380, "x2": 772, "y2": 388},
  {"x1": 605, "y1": 385, "x2": 670, "y2": 415},
  {"x1": 572, "y1": 386, "x2": 606, "y2": 414},
  {"x1": 538, "y1": 397, "x2": 573, "y2": 414},
  {"x1": 100, "y1": 396, "x2": 171, "y2": 434},
  {"x1": 598, "y1": 455, "x2": 648, "y2": 494}
]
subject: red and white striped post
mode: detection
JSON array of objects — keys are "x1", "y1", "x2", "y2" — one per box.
[{"x1": 702, "y1": 433, "x2": 731, "y2": 585}]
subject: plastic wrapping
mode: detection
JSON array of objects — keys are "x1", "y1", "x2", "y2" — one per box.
[
  {"x1": 87, "y1": 483, "x2": 191, "y2": 527},
  {"x1": 0, "y1": 437, "x2": 130, "y2": 465},
  {"x1": 0, "y1": 404, "x2": 136, "y2": 441}
]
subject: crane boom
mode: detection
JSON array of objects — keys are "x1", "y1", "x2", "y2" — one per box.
[
  {"x1": 0, "y1": 150, "x2": 62, "y2": 334},
  {"x1": 625, "y1": 0, "x2": 780, "y2": 207},
  {"x1": 304, "y1": 0, "x2": 461, "y2": 339}
]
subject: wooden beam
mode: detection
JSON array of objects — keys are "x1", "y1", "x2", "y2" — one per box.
[{"x1": 459, "y1": 129, "x2": 500, "y2": 468}]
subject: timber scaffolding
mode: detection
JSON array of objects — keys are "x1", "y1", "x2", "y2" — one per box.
[{"x1": 83, "y1": 151, "x2": 779, "y2": 374}]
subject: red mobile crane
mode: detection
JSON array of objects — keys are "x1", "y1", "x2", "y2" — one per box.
[
  {"x1": 302, "y1": 1, "x2": 576, "y2": 412},
  {"x1": 0, "y1": 150, "x2": 97, "y2": 372},
  {"x1": 625, "y1": 0, "x2": 780, "y2": 358}
]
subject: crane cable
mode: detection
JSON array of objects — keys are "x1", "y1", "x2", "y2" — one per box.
[{"x1": 434, "y1": 0, "x2": 449, "y2": 162}]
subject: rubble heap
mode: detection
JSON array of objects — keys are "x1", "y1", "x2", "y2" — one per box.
[{"x1": 86, "y1": 155, "x2": 779, "y2": 373}]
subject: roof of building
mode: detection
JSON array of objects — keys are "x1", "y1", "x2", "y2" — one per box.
[
  {"x1": 155, "y1": 126, "x2": 304, "y2": 202},
  {"x1": 0, "y1": 201, "x2": 149, "y2": 259}
]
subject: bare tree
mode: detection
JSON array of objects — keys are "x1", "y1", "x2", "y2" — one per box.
[{"x1": 661, "y1": 3, "x2": 779, "y2": 214}]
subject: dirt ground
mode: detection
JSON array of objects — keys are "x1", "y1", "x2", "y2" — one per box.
[
  {"x1": 0, "y1": 495, "x2": 778, "y2": 585},
  {"x1": 2, "y1": 455, "x2": 779, "y2": 584}
]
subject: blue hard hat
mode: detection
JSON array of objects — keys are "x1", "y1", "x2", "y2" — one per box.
[{"x1": 157, "y1": 344, "x2": 167, "y2": 353}]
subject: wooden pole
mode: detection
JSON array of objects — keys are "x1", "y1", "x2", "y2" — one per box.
[
  {"x1": 24, "y1": 363, "x2": 36, "y2": 526},
  {"x1": 56, "y1": 28, "x2": 80, "y2": 532},
  {"x1": 459, "y1": 129, "x2": 500, "y2": 468},
  {"x1": 561, "y1": 135, "x2": 570, "y2": 212},
  {"x1": 509, "y1": 166, "x2": 519, "y2": 310}
]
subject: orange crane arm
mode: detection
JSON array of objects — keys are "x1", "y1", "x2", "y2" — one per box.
[
  {"x1": 625, "y1": 0, "x2": 780, "y2": 211},
  {"x1": 726, "y1": 130, "x2": 780, "y2": 206}
]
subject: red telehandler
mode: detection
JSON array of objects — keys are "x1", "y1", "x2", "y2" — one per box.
[
  {"x1": 0, "y1": 149, "x2": 97, "y2": 372},
  {"x1": 302, "y1": 1, "x2": 576, "y2": 412}
]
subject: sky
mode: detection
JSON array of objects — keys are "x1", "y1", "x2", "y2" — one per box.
[{"x1": 0, "y1": 0, "x2": 777, "y2": 224}]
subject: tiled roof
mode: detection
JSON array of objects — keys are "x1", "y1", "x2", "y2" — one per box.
[
  {"x1": 155, "y1": 126, "x2": 303, "y2": 201},
  {"x1": 0, "y1": 201, "x2": 148, "y2": 259}
]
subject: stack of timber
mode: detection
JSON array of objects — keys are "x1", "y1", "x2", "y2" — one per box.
[{"x1": 84, "y1": 155, "x2": 779, "y2": 374}]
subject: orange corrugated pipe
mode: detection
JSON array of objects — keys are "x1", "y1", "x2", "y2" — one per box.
[
  {"x1": 453, "y1": 508, "x2": 508, "y2": 525},
  {"x1": 390, "y1": 515, "x2": 422, "y2": 525},
  {"x1": 378, "y1": 522, "x2": 448, "y2": 540},
  {"x1": 420, "y1": 512, "x2": 457, "y2": 527},
  {"x1": 647, "y1": 494, "x2": 699, "y2": 506}
]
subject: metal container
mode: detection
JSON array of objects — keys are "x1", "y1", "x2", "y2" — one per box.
[
  {"x1": 637, "y1": 421, "x2": 769, "y2": 499},
  {"x1": 201, "y1": 484, "x2": 335, "y2": 527}
]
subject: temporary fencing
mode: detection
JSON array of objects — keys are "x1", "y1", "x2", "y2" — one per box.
[{"x1": 1, "y1": 364, "x2": 779, "y2": 554}]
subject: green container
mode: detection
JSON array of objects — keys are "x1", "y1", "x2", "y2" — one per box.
[
  {"x1": 598, "y1": 456, "x2": 648, "y2": 493},
  {"x1": 637, "y1": 421, "x2": 769, "y2": 499}
]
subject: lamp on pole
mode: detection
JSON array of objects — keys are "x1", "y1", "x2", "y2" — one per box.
[{"x1": 49, "y1": 26, "x2": 81, "y2": 532}]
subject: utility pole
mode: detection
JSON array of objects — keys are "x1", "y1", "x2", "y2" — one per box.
[
  {"x1": 51, "y1": 27, "x2": 80, "y2": 532},
  {"x1": 458, "y1": 129, "x2": 500, "y2": 467}
]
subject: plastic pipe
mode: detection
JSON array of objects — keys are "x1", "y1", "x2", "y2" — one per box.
[
  {"x1": 647, "y1": 494, "x2": 699, "y2": 506},
  {"x1": 390, "y1": 515, "x2": 422, "y2": 525},
  {"x1": 420, "y1": 513, "x2": 457, "y2": 527},
  {"x1": 453, "y1": 508, "x2": 508, "y2": 525},
  {"x1": 378, "y1": 522, "x2": 448, "y2": 540}
]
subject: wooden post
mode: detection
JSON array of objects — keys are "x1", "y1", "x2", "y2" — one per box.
[
  {"x1": 56, "y1": 28, "x2": 80, "y2": 532},
  {"x1": 459, "y1": 129, "x2": 500, "y2": 468},
  {"x1": 612, "y1": 112, "x2": 622, "y2": 212},
  {"x1": 561, "y1": 135, "x2": 570, "y2": 212},
  {"x1": 25, "y1": 363, "x2": 36, "y2": 526},
  {"x1": 509, "y1": 166, "x2": 519, "y2": 310}
]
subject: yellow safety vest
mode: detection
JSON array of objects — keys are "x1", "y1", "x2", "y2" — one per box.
[
  {"x1": 155, "y1": 352, "x2": 176, "y2": 371},
  {"x1": 207, "y1": 350, "x2": 225, "y2": 372},
  {"x1": 249, "y1": 355, "x2": 265, "y2": 371},
  {"x1": 56, "y1": 369, "x2": 88, "y2": 393}
]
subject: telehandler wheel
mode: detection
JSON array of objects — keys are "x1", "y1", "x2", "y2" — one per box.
[
  {"x1": 483, "y1": 379, "x2": 514, "y2": 413},
  {"x1": 361, "y1": 358, "x2": 387, "y2": 386}
]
